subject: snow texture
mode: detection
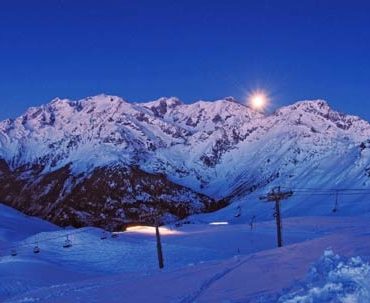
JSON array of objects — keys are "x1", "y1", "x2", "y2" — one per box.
[{"x1": 277, "y1": 250, "x2": 370, "y2": 303}]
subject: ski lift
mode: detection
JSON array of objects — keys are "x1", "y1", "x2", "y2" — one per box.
[
  {"x1": 63, "y1": 236, "x2": 72, "y2": 248},
  {"x1": 10, "y1": 249, "x2": 17, "y2": 257},
  {"x1": 33, "y1": 244, "x2": 40, "y2": 254},
  {"x1": 100, "y1": 231, "x2": 108, "y2": 240}
]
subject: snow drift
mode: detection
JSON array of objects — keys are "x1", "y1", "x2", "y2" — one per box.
[{"x1": 277, "y1": 250, "x2": 370, "y2": 302}]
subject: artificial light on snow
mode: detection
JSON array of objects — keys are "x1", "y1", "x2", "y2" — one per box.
[
  {"x1": 248, "y1": 91, "x2": 269, "y2": 111},
  {"x1": 209, "y1": 221, "x2": 229, "y2": 225},
  {"x1": 125, "y1": 225, "x2": 183, "y2": 235}
]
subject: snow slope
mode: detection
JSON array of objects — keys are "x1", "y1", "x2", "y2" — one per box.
[
  {"x1": 2, "y1": 203, "x2": 370, "y2": 302},
  {"x1": 0, "y1": 204, "x2": 58, "y2": 245}
]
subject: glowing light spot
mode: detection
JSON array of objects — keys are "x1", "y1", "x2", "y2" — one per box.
[
  {"x1": 125, "y1": 225, "x2": 183, "y2": 235},
  {"x1": 248, "y1": 90, "x2": 269, "y2": 111},
  {"x1": 209, "y1": 222, "x2": 229, "y2": 225}
]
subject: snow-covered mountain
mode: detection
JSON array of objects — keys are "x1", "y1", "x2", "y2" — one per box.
[{"x1": 1, "y1": 94, "x2": 370, "y2": 228}]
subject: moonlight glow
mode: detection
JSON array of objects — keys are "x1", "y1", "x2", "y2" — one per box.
[{"x1": 248, "y1": 91, "x2": 269, "y2": 111}]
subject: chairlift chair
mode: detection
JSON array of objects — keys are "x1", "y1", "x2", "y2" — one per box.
[
  {"x1": 33, "y1": 245, "x2": 40, "y2": 254},
  {"x1": 100, "y1": 231, "x2": 108, "y2": 240},
  {"x1": 63, "y1": 238, "x2": 72, "y2": 248}
]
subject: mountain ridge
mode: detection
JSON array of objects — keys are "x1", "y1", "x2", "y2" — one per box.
[{"x1": 1, "y1": 95, "x2": 370, "y2": 228}]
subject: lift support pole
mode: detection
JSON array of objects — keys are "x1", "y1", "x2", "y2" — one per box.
[
  {"x1": 260, "y1": 187, "x2": 293, "y2": 248},
  {"x1": 155, "y1": 224, "x2": 164, "y2": 269}
]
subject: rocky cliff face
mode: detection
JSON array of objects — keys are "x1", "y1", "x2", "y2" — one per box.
[
  {"x1": 1, "y1": 95, "x2": 370, "y2": 228},
  {"x1": 0, "y1": 160, "x2": 222, "y2": 229}
]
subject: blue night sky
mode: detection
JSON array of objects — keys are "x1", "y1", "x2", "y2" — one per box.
[{"x1": 0, "y1": 0, "x2": 369, "y2": 120}]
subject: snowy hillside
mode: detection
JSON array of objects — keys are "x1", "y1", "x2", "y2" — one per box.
[
  {"x1": 1, "y1": 95, "x2": 370, "y2": 227},
  {"x1": 2, "y1": 203, "x2": 370, "y2": 302}
]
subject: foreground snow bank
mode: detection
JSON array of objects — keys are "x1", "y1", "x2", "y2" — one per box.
[{"x1": 277, "y1": 250, "x2": 370, "y2": 303}]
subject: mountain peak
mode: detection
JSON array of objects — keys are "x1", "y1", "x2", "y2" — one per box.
[
  {"x1": 49, "y1": 97, "x2": 72, "y2": 106},
  {"x1": 292, "y1": 99, "x2": 330, "y2": 111},
  {"x1": 274, "y1": 99, "x2": 332, "y2": 121},
  {"x1": 223, "y1": 96, "x2": 239, "y2": 103},
  {"x1": 278, "y1": 99, "x2": 330, "y2": 114},
  {"x1": 140, "y1": 97, "x2": 182, "y2": 117},
  {"x1": 141, "y1": 96, "x2": 182, "y2": 107}
]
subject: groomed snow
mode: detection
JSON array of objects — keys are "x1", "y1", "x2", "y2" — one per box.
[{"x1": 1, "y1": 204, "x2": 370, "y2": 302}]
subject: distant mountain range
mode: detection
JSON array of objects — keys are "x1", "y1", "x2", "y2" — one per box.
[{"x1": 1, "y1": 95, "x2": 370, "y2": 229}]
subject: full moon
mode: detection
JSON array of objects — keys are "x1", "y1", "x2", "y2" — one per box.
[{"x1": 248, "y1": 92, "x2": 268, "y2": 111}]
